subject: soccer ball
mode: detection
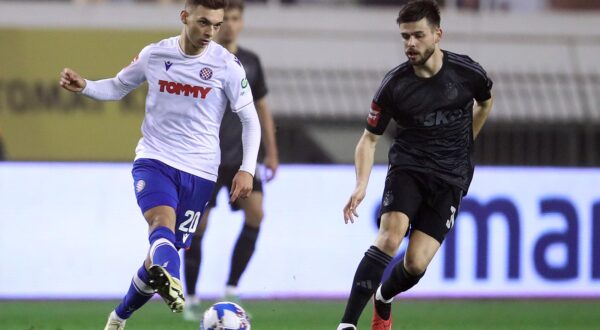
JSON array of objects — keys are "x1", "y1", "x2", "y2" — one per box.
[{"x1": 200, "y1": 302, "x2": 251, "y2": 330}]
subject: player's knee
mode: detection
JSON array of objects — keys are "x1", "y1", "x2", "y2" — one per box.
[
  {"x1": 146, "y1": 212, "x2": 175, "y2": 231},
  {"x1": 244, "y1": 207, "x2": 263, "y2": 228},
  {"x1": 403, "y1": 256, "x2": 428, "y2": 275},
  {"x1": 195, "y1": 218, "x2": 208, "y2": 235},
  {"x1": 143, "y1": 206, "x2": 176, "y2": 231},
  {"x1": 378, "y1": 231, "x2": 403, "y2": 255},
  {"x1": 195, "y1": 222, "x2": 207, "y2": 235},
  {"x1": 193, "y1": 208, "x2": 210, "y2": 235}
]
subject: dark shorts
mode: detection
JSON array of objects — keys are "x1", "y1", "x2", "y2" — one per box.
[
  {"x1": 207, "y1": 165, "x2": 263, "y2": 211},
  {"x1": 379, "y1": 167, "x2": 464, "y2": 243},
  {"x1": 132, "y1": 158, "x2": 215, "y2": 249}
]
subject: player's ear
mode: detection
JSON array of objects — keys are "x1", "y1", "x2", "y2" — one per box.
[
  {"x1": 435, "y1": 27, "x2": 443, "y2": 43},
  {"x1": 180, "y1": 10, "x2": 188, "y2": 25}
]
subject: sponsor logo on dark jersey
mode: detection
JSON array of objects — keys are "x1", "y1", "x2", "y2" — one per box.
[
  {"x1": 368, "y1": 101, "x2": 382, "y2": 127},
  {"x1": 158, "y1": 80, "x2": 212, "y2": 99},
  {"x1": 415, "y1": 108, "x2": 466, "y2": 127}
]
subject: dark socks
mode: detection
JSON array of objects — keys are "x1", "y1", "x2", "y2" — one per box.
[
  {"x1": 381, "y1": 260, "x2": 424, "y2": 299},
  {"x1": 227, "y1": 224, "x2": 260, "y2": 287},
  {"x1": 374, "y1": 260, "x2": 425, "y2": 320},
  {"x1": 184, "y1": 233, "x2": 203, "y2": 296},
  {"x1": 340, "y1": 246, "x2": 392, "y2": 325}
]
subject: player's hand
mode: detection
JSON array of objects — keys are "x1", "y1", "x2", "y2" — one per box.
[
  {"x1": 263, "y1": 153, "x2": 279, "y2": 182},
  {"x1": 230, "y1": 170, "x2": 253, "y2": 203},
  {"x1": 59, "y1": 68, "x2": 86, "y2": 93},
  {"x1": 343, "y1": 186, "x2": 366, "y2": 224}
]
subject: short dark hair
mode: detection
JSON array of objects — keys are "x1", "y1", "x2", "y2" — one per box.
[
  {"x1": 397, "y1": 0, "x2": 441, "y2": 28},
  {"x1": 226, "y1": 0, "x2": 245, "y2": 12},
  {"x1": 185, "y1": 0, "x2": 229, "y2": 10}
]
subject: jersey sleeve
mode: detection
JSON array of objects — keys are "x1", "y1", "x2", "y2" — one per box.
[
  {"x1": 471, "y1": 61, "x2": 493, "y2": 102},
  {"x1": 116, "y1": 45, "x2": 152, "y2": 88},
  {"x1": 225, "y1": 56, "x2": 255, "y2": 112},
  {"x1": 250, "y1": 55, "x2": 268, "y2": 101},
  {"x1": 236, "y1": 104, "x2": 261, "y2": 175},
  {"x1": 366, "y1": 80, "x2": 393, "y2": 135}
]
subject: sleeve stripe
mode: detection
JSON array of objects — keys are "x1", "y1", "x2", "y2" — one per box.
[
  {"x1": 117, "y1": 76, "x2": 131, "y2": 87},
  {"x1": 231, "y1": 101, "x2": 254, "y2": 112},
  {"x1": 446, "y1": 53, "x2": 487, "y2": 75},
  {"x1": 447, "y1": 58, "x2": 489, "y2": 80},
  {"x1": 446, "y1": 55, "x2": 488, "y2": 79},
  {"x1": 446, "y1": 52, "x2": 485, "y2": 72}
]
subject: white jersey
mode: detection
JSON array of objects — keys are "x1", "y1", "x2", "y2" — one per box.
[{"x1": 84, "y1": 36, "x2": 257, "y2": 181}]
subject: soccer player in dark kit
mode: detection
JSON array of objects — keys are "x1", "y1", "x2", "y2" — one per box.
[{"x1": 337, "y1": 1, "x2": 494, "y2": 329}]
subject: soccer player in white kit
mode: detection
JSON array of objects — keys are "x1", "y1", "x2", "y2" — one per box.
[{"x1": 59, "y1": 1, "x2": 261, "y2": 329}]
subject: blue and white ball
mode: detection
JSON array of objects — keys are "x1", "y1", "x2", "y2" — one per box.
[{"x1": 200, "y1": 302, "x2": 251, "y2": 330}]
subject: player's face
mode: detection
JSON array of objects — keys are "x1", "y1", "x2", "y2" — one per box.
[
  {"x1": 217, "y1": 8, "x2": 244, "y2": 44},
  {"x1": 181, "y1": 5, "x2": 224, "y2": 49},
  {"x1": 399, "y1": 18, "x2": 442, "y2": 66}
]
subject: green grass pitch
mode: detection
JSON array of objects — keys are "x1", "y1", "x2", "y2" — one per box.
[{"x1": 1, "y1": 299, "x2": 599, "y2": 330}]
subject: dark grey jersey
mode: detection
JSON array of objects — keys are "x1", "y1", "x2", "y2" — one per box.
[
  {"x1": 366, "y1": 50, "x2": 493, "y2": 191},
  {"x1": 219, "y1": 46, "x2": 268, "y2": 167}
]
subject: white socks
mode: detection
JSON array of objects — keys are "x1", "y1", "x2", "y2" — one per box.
[
  {"x1": 224, "y1": 285, "x2": 238, "y2": 297},
  {"x1": 187, "y1": 295, "x2": 201, "y2": 305},
  {"x1": 110, "y1": 310, "x2": 126, "y2": 323}
]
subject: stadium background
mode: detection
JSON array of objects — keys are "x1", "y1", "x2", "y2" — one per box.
[{"x1": 0, "y1": 0, "x2": 599, "y2": 329}]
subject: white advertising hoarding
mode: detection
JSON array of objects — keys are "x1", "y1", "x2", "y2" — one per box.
[{"x1": 0, "y1": 163, "x2": 598, "y2": 298}]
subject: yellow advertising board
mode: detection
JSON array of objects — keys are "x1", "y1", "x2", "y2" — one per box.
[{"x1": 0, "y1": 29, "x2": 175, "y2": 161}]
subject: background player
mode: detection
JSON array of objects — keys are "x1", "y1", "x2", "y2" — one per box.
[
  {"x1": 337, "y1": 1, "x2": 494, "y2": 329},
  {"x1": 59, "y1": 0, "x2": 262, "y2": 329},
  {"x1": 183, "y1": 0, "x2": 279, "y2": 320}
]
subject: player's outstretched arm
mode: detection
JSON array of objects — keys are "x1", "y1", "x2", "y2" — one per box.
[
  {"x1": 343, "y1": 129, "x2": 380, "y2": 224},
  {"x1": 473, "y1": 94, "x2": 494, "y2": 139},
  {"x1": 60, "y1": 68, "x2": 86, "y2": 93},
  {"x1": 60, "y1": 47, "x2": 149, "y2": 101},
  {"x1": 60, "y1": 67, "x2": 138, "y2": 101}
]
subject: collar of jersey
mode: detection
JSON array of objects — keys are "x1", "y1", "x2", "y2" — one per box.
[
  {"x1": 411, "y1": 49, "x2": 448, "y2": 81},
  {"x1": 176, "y1": 36, "x2": 212, "y2": 59}
]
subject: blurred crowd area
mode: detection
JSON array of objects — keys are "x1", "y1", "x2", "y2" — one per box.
[
  {"x1": 2, "y1": 0, "x2": 600, "y2": 11},
  {"x1": 0, "y1": 0, "x2": 598, "y2": 165}
]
